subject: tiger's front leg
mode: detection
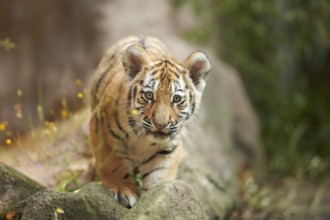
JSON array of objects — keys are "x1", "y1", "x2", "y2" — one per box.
[
  {"x1": 90, "y1": 112, "x2": 139, "y2": 208},
  {"x1": 99, "y1": 153, "x2": 139, "y2": 208},
  {"x1": 138, "y1": 143, "x2": 183, "y2": 193}
]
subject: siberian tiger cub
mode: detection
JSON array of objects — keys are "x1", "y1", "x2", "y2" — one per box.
[{"x1": 89, "y1": 36, "x2": 210, "y2": 207}]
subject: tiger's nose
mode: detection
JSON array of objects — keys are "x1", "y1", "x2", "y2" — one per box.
[{"x1": 153, "y1": 120, "x2": 168, "y2": 130}]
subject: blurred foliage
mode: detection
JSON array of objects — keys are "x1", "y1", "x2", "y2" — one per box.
[{"x1": 173, "y1": 0, "x2": 330, "y2": 179}]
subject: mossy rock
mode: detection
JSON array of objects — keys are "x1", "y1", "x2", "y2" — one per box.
[
  {"x1": 0, "y1": 162, "x2": 45, "y2": 217},
  {"x1": 21, "y1": 182, "x2": 127, "y2": 220},
  {"x1": 0, "y1": 163, "x2": 207, "y2": 219},
  {"x1": 125, "y1": 180, "x2": 207, "y2": 220}
]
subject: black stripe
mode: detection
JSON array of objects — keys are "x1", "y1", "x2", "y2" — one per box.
[
  {"x1": 153, "y1": 60, "x2": 165, "y2": 68},
  {"x1": 174, "y1": 72, "x2": 180, "y2": 79},
  {"x1": 114, "y1": 89, "x2": 129, "y2": 139},
  {"x1": 150, "y1": 79, "x2": 156, "y2": 89},
  {"x1": 190, "y1": 91, "x2": 196, "y2": 114},
  {"x1": 163, "y1": 59, "x2": 180, "y2": 73},
  {"x1": 128, "y1": 116, "x2": 139, "y2": 135},
  {"x1": 112, "y1": 150, "x2": 132, "y2": 161},
  {"x1": 128, "y1": 116, "x2": 136, "y2": 128},
  {"x1": 132, "y1": 86, "x2": 137, "y2": 100},
  {"x1": 114, "y1": 110, "x2": 129, "y2": 139},
  {"x1": 123, "y1": 173, "x2": 130, "y2": 179},
  {"x1": 94, "y1": 54, "x2": 115, "y2": 94},
  {"x1": 127, "y1": 87, "x2": 133, "y2": 103},
  {"x1": 167, "y1": 65, "x2": 179, "y2": 73},
  {"x1": 180, "y1": 112, "x2": 189, "y2": 120},
  {"x1": 106, "y1": 121, "x2": 123, "y2": 141},
  {"x1": 105, "y1": 110, "x2": 125, "y2": 142},
  {"x1": 111, "y1": 165, "x2": 120, "y2": 174},
  {"x1": 178, "y1": 101, "x2": 187, "y2": 110},
  {"x1": 95, "y1": 69, "x2": 107, "y2": 95},
  {"x1": 150, "y1": 70, "x2": 158, "y2": 76},
  {"x1": 141, "y1": 144, "x2": 178, "y2": 165},
  {"x1": 142, "y1": 167, "x2": 165, "y2": 179},
  {"x1": 127, "y1": 85, "x2": 138, "y2": 109}
]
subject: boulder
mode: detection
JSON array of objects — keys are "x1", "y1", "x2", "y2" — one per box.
[
  {"x1": 21, "y1": 183, "x2": 127, "y2": 220},
  {"x1": 124, "y1": 180, "x2": 207, "y2": 220},
  {"x1": 0, "y1": 163, "x2": 45, "y2": 211},
  {"x1": 0, "y1": 163, "x2": 207, "y2": 220}
]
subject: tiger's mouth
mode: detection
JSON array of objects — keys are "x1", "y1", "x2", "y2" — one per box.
[{"x1": 149, "y1": 131, "x2": 169, "y2": 138}]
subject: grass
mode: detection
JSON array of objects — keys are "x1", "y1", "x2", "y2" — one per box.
[{"x1": 0, "y1": 70, "x2": 91, "y2": 193}]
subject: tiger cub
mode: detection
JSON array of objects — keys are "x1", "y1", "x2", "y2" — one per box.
[{"x1": 89, "y1": 36, "x2": 210, "y2": 207}]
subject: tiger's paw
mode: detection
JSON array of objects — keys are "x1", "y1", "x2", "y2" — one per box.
[{"x1": 108, "y1": 187, "x2": 138, "y2": 208}]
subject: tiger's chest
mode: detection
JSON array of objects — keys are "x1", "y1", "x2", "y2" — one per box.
[{"x1": 124, "y1": 131, "x2": 179, "y2": 166}]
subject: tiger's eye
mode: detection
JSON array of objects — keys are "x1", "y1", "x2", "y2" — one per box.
[
  {"x1": 173, "y1": 95, "x2": 182, "y2": 103},
  {"x1": 143, "y1": 91, "x2": 154, "y2": 101}
]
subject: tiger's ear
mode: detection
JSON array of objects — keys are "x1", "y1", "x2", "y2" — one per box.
[
  {"x1": 123, "y1": 44, "x2": 150, "y2": 80},
  {"x1": 184, "y1": 51, "x2": 211, "y2": 91}
]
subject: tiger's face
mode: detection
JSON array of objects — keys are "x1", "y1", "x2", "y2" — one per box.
[
  {"x1": 124, "y1": 45, "x2": 210, "y2": 142},
  {"x1": 128, "y1": 62, "x2": 196, "y2": 140}
]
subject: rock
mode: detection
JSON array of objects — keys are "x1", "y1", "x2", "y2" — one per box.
[
  {"x1": 125, "y1": 180, "x2": 207, "y2": 220},
  {"x1": 0, "y1": 163, "x2": 45, "y2": 213},
  {"x1": 21, "y1": 182, "x2": 127, "y2": 220},
  {"x1": 179, "y1": 156, "x2": 237, "y2": 219},
  {"x1": 0, "y1": 163, "x2": 206, "y2": 220}
]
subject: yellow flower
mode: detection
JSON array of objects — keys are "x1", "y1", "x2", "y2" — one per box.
[
  {"x1": 45, "y1": 121, "x2": 57, "y2": 133},
  {"x1": 131, "y1": 109, "x2": 139, "y2": 115},
  {"x1": 17, "y1": 89, "x2": 23, "y2": 97},
  {"x1": 61, "y1": 109, "x2": 68, "y2": 119},
  {"x1": 5, "y1": 138, "x2": 12, "y2": 145},
  {"x1": 77, "y1": 92, "x2": 84, "y2": 99},
  {"x1": 0, "y1": 121, "x2": 8, "y2": 131},
  {"x1": 75, "y1": 79, "x2": 82, "y2": 86},
  {"x1": 55, "y1": 207, "x2": 64, "y2": 214}
]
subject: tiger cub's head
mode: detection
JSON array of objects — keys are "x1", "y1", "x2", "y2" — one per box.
[{"x1": 123, "y1": 44, "x2": 210, "y2": 141}]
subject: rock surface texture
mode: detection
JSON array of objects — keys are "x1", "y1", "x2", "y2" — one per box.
[
  {"x1": 0, "y1": 163, "x2": 206, "y2": 220},
  {"x1": 0, "y1": 163, "x2": 45, "y2": 213}
]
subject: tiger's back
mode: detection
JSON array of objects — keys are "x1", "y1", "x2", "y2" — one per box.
[{"x1": 89, "y1": 36, "x2": 210, "y2": 207}]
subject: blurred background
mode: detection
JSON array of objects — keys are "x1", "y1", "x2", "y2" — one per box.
[
  {"x1": 173, "y1": 0, "x2": 330, "y2": 179},
  {"x1": 0, "y1": 0, "x2": 102, "y2": 143},
  {"x1": 0, "y1": 0, "x2": 329, "y2": 218}
]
